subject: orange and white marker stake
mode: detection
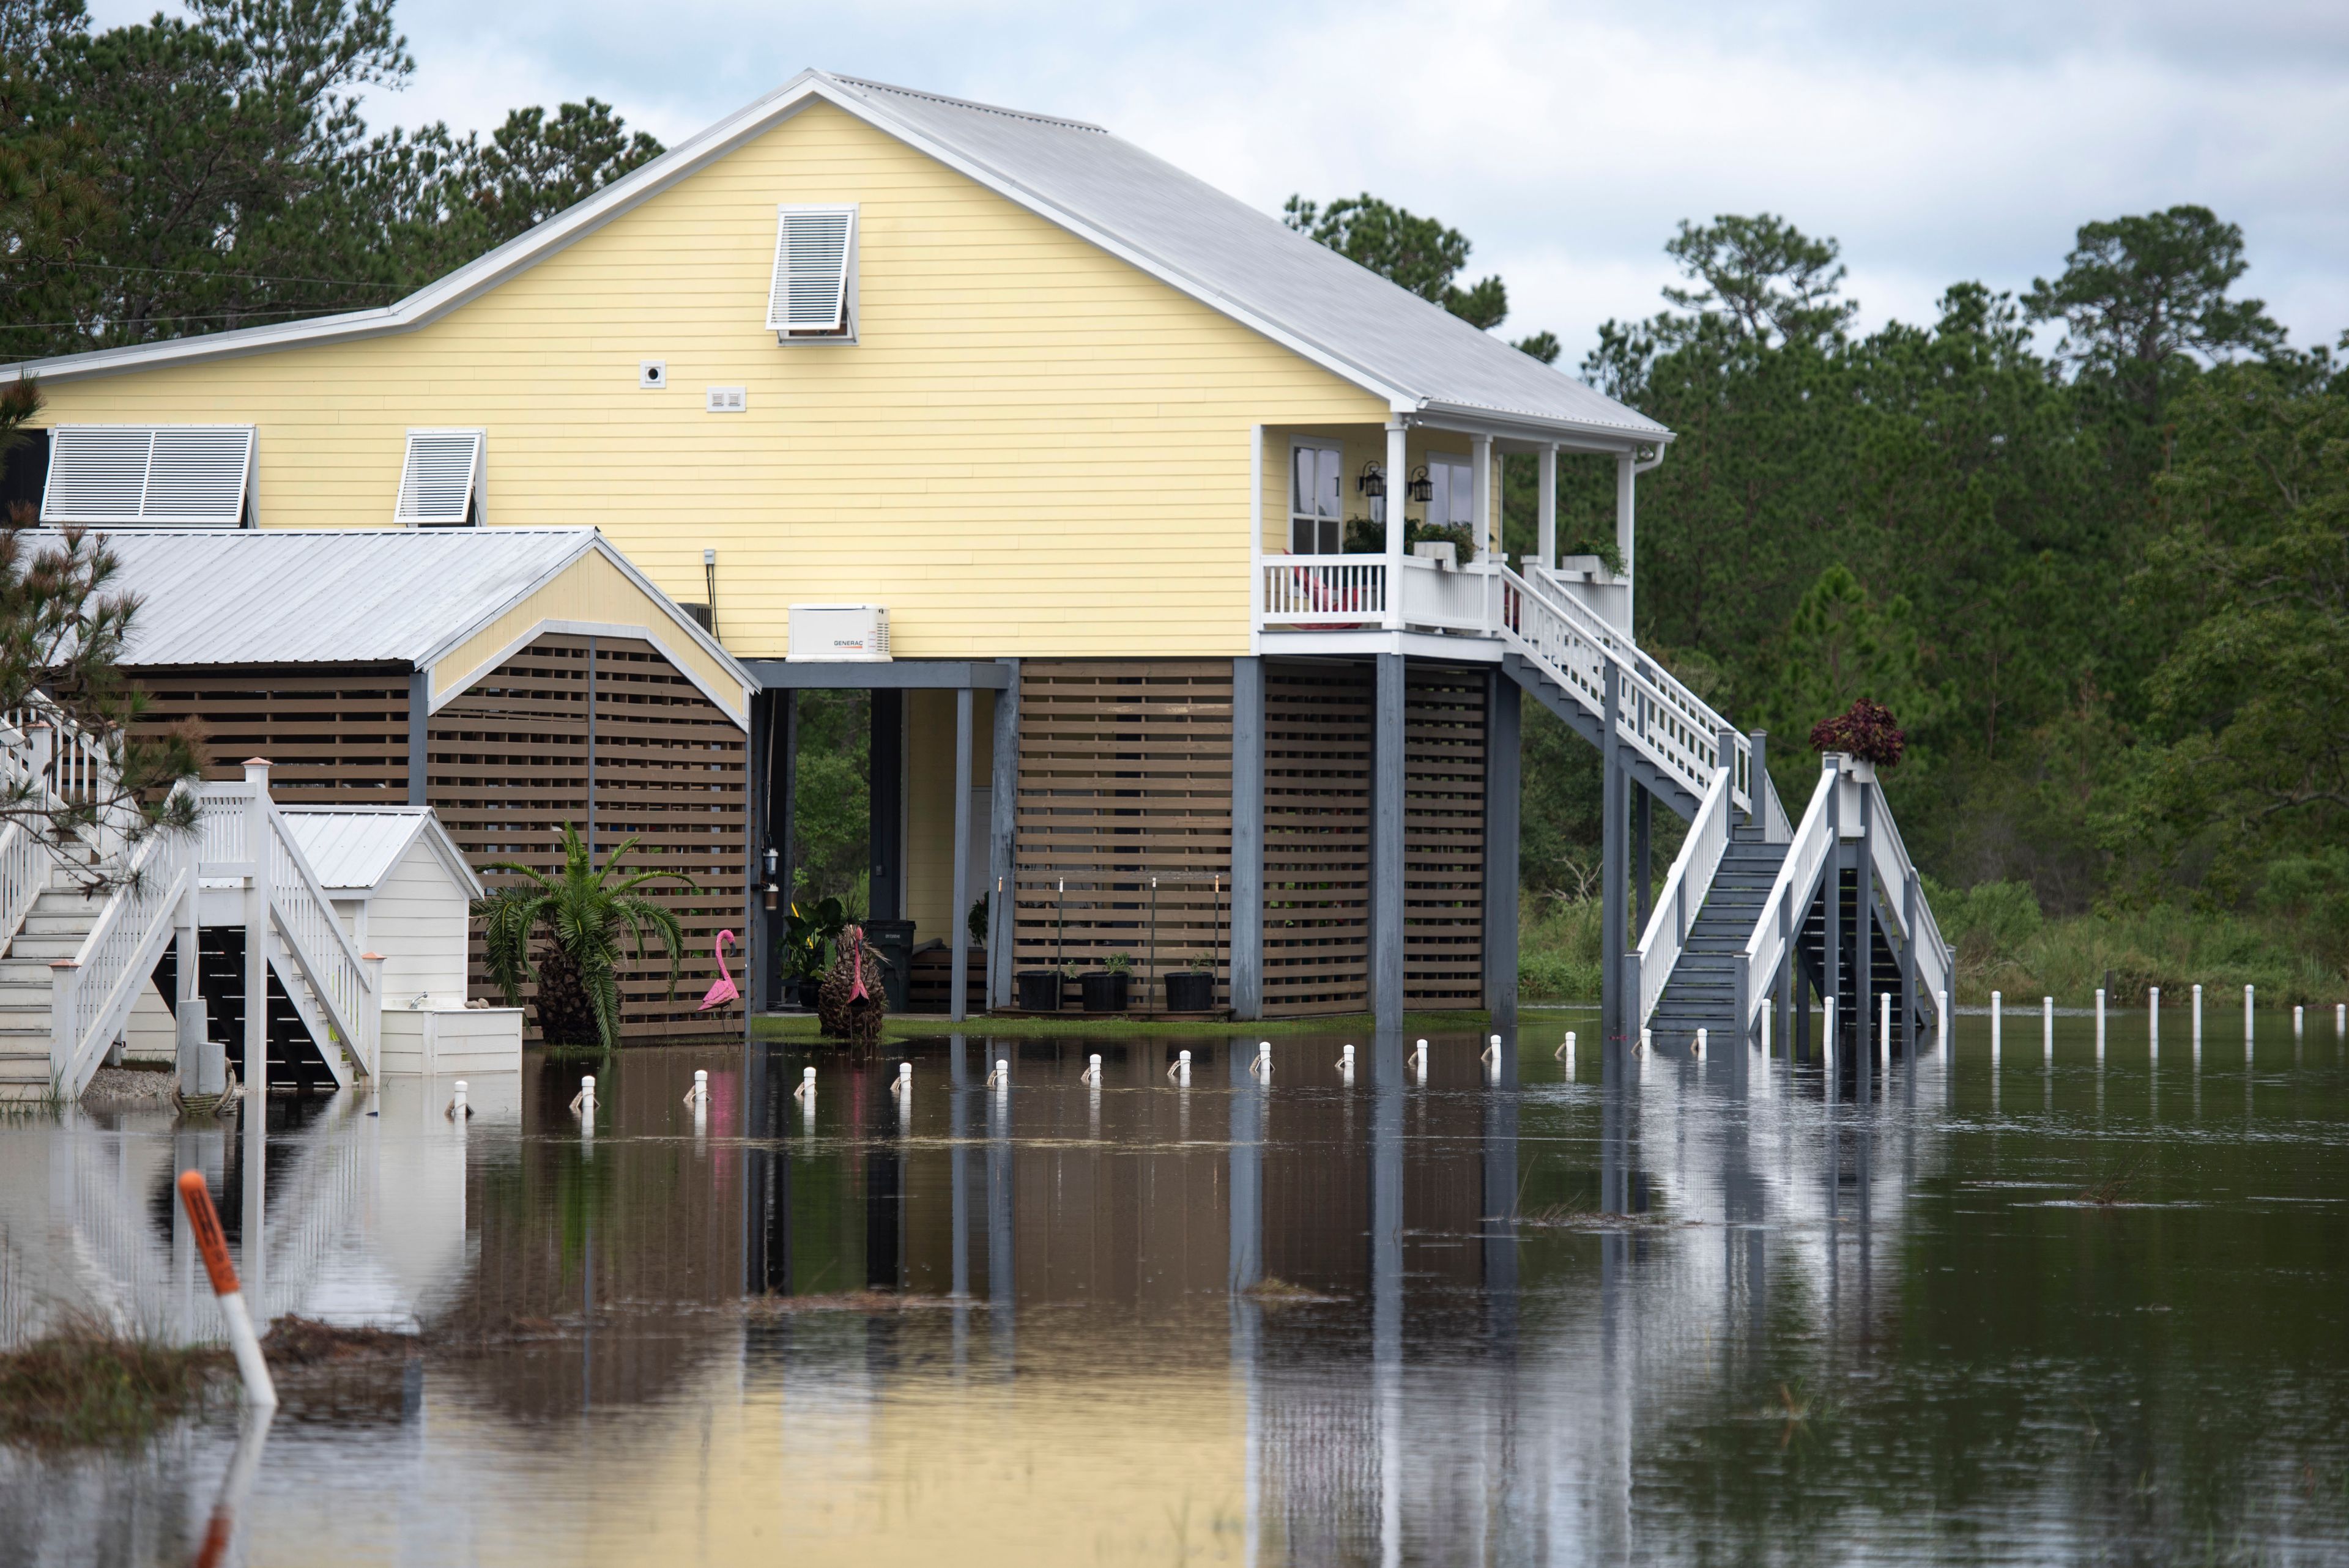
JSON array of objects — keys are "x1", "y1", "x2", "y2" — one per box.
[{"x1": 177, "y1": 1170, "x2": 276, "y2": 1408}]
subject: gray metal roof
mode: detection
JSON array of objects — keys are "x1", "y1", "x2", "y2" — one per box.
[
  {"x1": 81, "y1": 527, "x2": 605, "y2": 668},
  {"x1": 828, "y1": 76, "x2": 1668, "y2": 443},
  {"x1": 277, "y1": 807, "x2": 483, "y2": 897},
  {"x1": 4, "y1": 72, "x2": 1668, "y2": 448}
]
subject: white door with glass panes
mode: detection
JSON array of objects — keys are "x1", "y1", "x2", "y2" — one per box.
[
  {"x1": 1424, "y1": 456, "x2": 1475, "y2": 552},
  {"x1": 1290, "y1": 442, "x2": 1343, "y2": 555}
]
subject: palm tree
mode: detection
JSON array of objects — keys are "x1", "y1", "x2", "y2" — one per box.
[{"x1": 474, "y1": 824, "x2": 694, "y2": 1050}]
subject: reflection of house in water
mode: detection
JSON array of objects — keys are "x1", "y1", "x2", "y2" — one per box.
[{"x1": 741, "y1": 1034, "x2": 1950, "y2": 1559}]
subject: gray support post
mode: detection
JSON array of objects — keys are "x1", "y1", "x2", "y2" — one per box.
[
  {"x1": 776, "y1": 690, "x2": 798, "y2": 1009},
  {"x1": 406, "y1": 670, "x2": 429, "y2": 806},
  {"x1": 988, "y1": 662, "x2": 1019, "y2": 1009},
  {"x1": 1749, "y1": 730, "x2": 1769, "y2": 833},
  {"x1": 1633, "y1": 790, "x2": 1652, "y2": 945},
  {"x1": 1482, "y1": 671, "x2": 1520, "y2": 1025},
  {"x1": 869, "y1": 689, "x2": 902, "y2": 922},
  {"x1": 950, "y1": 687, "x2": 973, "y2": 1023},
  {"x1": 1230, "y1": 656, "x2": 1265, "y2": 1020},
  {"x1": 584, "y1": 635, "x2": 597, "y2": 857},
  {"x1": 1858, "y1": 780, "x2": 1874, "y2": 1096},
  {"x1": 1600, "y1": 664, "x2": 1626, "y2": 1045},
  {"x1": 746, "y1": 692, "x2": 768, "y2": 1045},
  {"x1": 1370, "y1": 652, "x2": 1407, "y2": 1027}
]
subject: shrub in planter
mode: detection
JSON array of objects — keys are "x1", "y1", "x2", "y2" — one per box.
[
  {"x1": 1016, "y1": 970, "x2": 1063, "y2": 1011},
  {"x1": 1809, "y1": 698, "x2": 1906, "y2": 769}
]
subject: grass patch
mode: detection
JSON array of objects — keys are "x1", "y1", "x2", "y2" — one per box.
[
  {"x1": 1519, "y1": 893, "x2": 1603, "y2": 1003},
  {"x1": 752, "y1": 1010, "x2": 1490, "y2": 1043},
  {"x1": 0, "y1": 1320, "x2": 225, "y2": 1448},
  {"x1": 1934, "y1": 882, "x2": 2348, "y2": 1005}
]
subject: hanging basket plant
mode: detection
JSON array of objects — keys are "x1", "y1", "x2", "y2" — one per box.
[{"x1": 1809, "y1": 698, "x2": 1906, "y2": 769}]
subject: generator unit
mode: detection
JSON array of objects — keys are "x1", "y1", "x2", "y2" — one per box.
[{"x1": 786, "y1": 604, "x2": 891, "y2": 661}]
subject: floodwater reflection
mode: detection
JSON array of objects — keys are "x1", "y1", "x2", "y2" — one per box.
[{"x1": 1, "y1": 1013, "x2": 2346, "y2": 1564}]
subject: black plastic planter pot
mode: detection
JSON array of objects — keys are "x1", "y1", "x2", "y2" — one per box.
[
  {"x1": 1016, "y1": 971, "x2": 1063, "y2": 1011},
  {"x1": 1080, "y1": 972, "x2": 1130, "y2": 1013},
  {"x1": 1164, "y1": 972, "x2": 1216, "y2": 1013}
]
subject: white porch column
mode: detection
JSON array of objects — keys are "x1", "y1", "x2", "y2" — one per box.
[
  {"x1": 1614, "y1": 452, "x2": 1637, "y2": 634},
  {"x1": 1537, "y1": 445, "x2": 1557, "y2": 569},
  {"x1": 1383, "y1": 422, "x2": 1407, "y2": 630},
  {"x1": 1470, "y1": 433, "x2": 1493, "y2": 564}
]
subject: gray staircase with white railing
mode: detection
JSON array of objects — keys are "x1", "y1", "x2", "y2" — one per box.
[
  {"x1": 1486, "y1": 564, "x2": 1950, "y2": 1051},
  {"x1": 0, "y1": 876, "x2": 108, "y2": 1098}
]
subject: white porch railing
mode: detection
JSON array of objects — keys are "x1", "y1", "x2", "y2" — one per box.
[
  {"x1": 1260, "y1": 556, "x2": 1386, "y2": 626},
  {"x1": 50, "y1": 812, "x2": 194, "y2": 1098},
  {"x1": 197, "y1": 778, "x2": 380, "y2": 1084},
  {"x1": 1739, "y1": 764, "x2": 1838, "y2": 1039},
  {"x1": 1628, "y1": 763, "x2": 1734, "y2": 1034},
  {"x1": 1864, "y1": 772, "x2": 1953, "y2": 1016},
  {"x1": 1396, "y1": 555, "x2": 1490, "y2": 632}
]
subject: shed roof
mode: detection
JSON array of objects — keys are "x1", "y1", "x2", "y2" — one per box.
[
  {"x1": 70, "y1": 527, "x2": 740, "y2": 690},
  {"x1": 278, "y1": 807, "x2": 483, "y2": 898},
  {"x1": 2, "y1": 72, "x2": 1669, "y2": 448}
]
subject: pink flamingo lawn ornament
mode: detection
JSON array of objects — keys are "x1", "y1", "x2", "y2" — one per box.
[{"x1": 697, "y1": 930, "x2": 740, "y2": 1011}]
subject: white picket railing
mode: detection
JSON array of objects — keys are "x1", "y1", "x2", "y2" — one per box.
[
  {"x1": 196, "y1": 780, "x2": 379, "y2": 1083},
  {"x1": 1493, "y1": 564, "x2": 1750, "y2": 814},
  {"x1": 1628, "y1": 763, "x2": 1734, "y2": 1034},
  {"x1": 1865, "y1": 773, "x2": 1953, "y2": 1016},
  {"x1": 1738, "y1": 763, "x2": 1840, "y2": 1040},
  {"x1": 1260, "y1": 557, "x2": 1386, "y2": 626},
  {"x1": 0, "y1": 821, "x2": 46, "y2": 961},
  {"x1": 1395, "y1": 555, "x2": 1491, "y2": 631},
  {"x1": 50, "y1": 816, "x2": 193, "y2": 1098}
]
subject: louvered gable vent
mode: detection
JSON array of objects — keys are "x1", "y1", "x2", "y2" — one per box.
[
  {"x1": 766, "y1": 205, "x2": 856, "y2": 337},
  {"x1": 395, "y1": 429, "x2": 484, "y2": 526},
  {"x1": 41, "y1": 425, "x2": 254, "y2": 527}
]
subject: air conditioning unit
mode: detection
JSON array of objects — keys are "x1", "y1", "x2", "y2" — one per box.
[{"x1": 787, "y1": 604, "x2": 890, "y2": 662}]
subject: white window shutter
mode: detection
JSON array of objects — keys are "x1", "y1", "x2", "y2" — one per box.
[
  {"x1": 395, "y1": 429, "x2": 483, "y2": 526},
  {"x1": 42, "y1": 425, "x2": 254, "y2": 526},
  {"x1": 766, "y1": 205, "x2": 856, "y2": 335}
]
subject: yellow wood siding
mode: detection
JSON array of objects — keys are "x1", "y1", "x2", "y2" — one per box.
[
  {"x1": 34, "y1": 102, "x2": 1387, "y2": 658},
  {"x1": 427, "y1": 547, "x2": 744, "y2": 723}
]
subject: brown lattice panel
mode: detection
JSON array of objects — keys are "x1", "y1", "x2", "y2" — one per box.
[
  {"x1": 1012, "y1": 660, "x2": 1233, "y2": 1011},
  {"x1": 1403, "y1": 666, "x2": 1487, "y2": 1008},
  {"x1": 1261, "y1": 660, "x2": 1371, "y2": 1016},
  {"x1": 131, "y1": 665, "x2": 412, "y2": 802}
]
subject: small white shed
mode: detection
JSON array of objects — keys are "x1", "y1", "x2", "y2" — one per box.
[{"x1": 278, "y1": 807, "x2": 522, "y2": 1076}]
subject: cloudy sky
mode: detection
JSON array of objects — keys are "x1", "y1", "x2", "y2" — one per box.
[{"x1": 92, "y1": 0, "x2": 2349, "y2": 368}]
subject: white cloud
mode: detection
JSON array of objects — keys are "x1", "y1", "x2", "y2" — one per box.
[{"x1": 80, "y1": 0, "x2": 2349, "y2": 362}]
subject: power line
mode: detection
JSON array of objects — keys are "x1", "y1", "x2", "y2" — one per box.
[{"x1": 15, "y1": 257, "x2": 403, "y2": 290}]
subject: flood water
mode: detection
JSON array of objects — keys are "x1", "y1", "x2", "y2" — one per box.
[{"x1": 3, "y1": 1009, "x2": 2347, "y2": 1566}]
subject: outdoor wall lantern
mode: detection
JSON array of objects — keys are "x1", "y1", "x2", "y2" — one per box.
[
  {"x1": 1406, "y1": 466, "x2": 1434, "y2": 504},
  {"x1": 1355, "y1": 461, "x2": 1386, "y2": 499}
]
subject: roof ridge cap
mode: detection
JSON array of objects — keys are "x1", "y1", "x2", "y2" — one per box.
[{"x1": 831, "y1": 74, "x2": 1105, "y2": 135}]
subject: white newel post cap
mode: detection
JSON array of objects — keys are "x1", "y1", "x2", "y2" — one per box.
[{"x1": 242, "y1": 756, "x2": 272, "y2": 789}]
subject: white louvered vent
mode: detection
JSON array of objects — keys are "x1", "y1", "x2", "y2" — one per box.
[
  {"x1": 395, "y1": 429, "x2": 484, "y2": 527},
  {"x1": 765, "y1": 205, "x2": 856, "y2": 338},
  {"x1": 42, "y1": 424, "x2": 254, "y2": 527}
]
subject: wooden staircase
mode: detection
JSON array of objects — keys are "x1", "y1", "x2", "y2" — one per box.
[
  {"x1": 0, "y1": 875, "x2": 114, "y2": 1100},
  {"x1": 1644, "y1": 823, "x2": 1788, "y2": 1048}
]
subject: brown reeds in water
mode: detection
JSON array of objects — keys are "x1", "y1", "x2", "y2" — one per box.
[{"x1": 0, "y1": 1318, "x2": 227, "y2": 1448}]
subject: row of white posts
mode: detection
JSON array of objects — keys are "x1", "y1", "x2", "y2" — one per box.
[{"x1": 1981, "y1": 984, "x2": 2345, "y2": 1062}]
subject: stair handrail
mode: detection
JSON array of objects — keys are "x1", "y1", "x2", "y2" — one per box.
[
  {"x1": 1493, "y1": 564, "x2": 1750, "y2": 813},
  {"x1": 1862, "y1": 774, "x2": 1952, "y2": 1017},
  {"x1": 0, "y1": 819, "x2": 46, "y2": 967},
  {"x1": 49, "y1": 794, "x2": 195, "y2": 1098},
  {"x1": 1628, "y1": 761, "x2": 1735, "y2": 1035},
  {"x1": 1737, "y1": 762, "x2": 1840, "y2": 1038},
  {"x1": 1501, "y1": 561, "x2": 1752, "y2": 810},
  {"x1": 261, "y1": 793, "x2": 379, "y2": 1081}
]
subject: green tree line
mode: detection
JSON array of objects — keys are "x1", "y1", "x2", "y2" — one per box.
[{"x1": 1293, "y1": 193, "x2": 2349, "y2": 981}]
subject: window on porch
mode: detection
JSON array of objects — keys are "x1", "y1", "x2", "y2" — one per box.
[{"x1": 1289, "y1": 440, "x2": 1341, "y2": 555}]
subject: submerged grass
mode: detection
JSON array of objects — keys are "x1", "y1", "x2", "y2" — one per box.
[{"x1": 0, "y1": 1320, "x2": 226, "y2": 1448}]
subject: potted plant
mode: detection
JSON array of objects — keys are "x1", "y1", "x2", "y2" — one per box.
[
  {"x1": 1164, "y1": 957, "x2": 1216, "y2": 1014},
  {"x1": 780, "y1": 895, "x2": 847, "y2": 1009},
  {"x1": 1016, "y1": 966, "x2": 1063, "y2": 1012},
  {"x1": 1809, "y1": 698, "x2": 1907, "y2": 782},
  {"x1": 474, "y1": 824, "x2": 693, "y2": 1051},
  {"x1": 1082, "y1": 952, "x2": 1133, "y2": 1013}
]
